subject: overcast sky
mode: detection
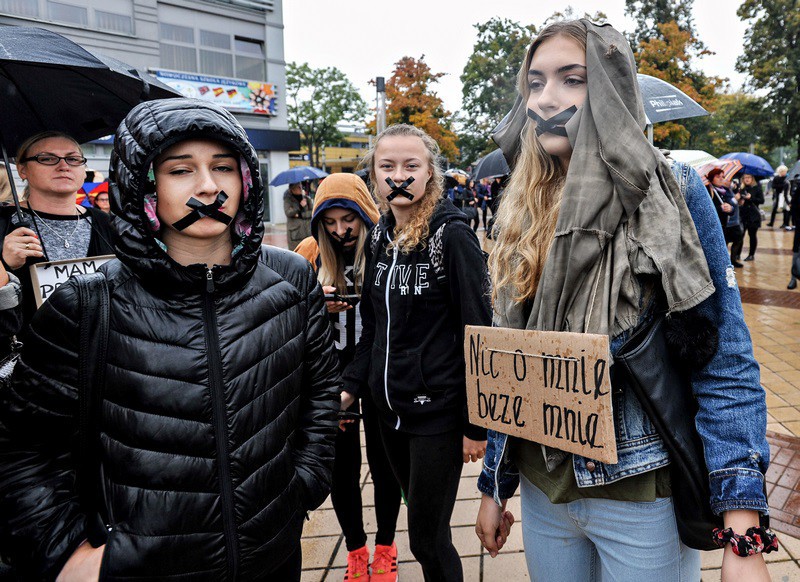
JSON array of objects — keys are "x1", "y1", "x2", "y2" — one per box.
[{"x1": 282, "y1": 1, "x2": 748, "y2": 119}]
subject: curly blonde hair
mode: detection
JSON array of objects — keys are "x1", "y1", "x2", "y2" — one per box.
[
  {"x1": 360, "y1": 124, "x2": 444, "y2": 253},
  {"x1": 489, "y1": 20, "x2": 587, "y2": 304}
]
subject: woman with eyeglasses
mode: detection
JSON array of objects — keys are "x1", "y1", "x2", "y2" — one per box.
[{"x1": 1, "y1": 131, "x2": 114, "y2": 327}]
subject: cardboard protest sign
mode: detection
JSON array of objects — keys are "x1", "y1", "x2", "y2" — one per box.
[
  {"x1": 30, "y1": 255, "x2": 114, "y2": 307},
  {"x1": 465, "y1": 325, "x2": 617, "y2": 464}
]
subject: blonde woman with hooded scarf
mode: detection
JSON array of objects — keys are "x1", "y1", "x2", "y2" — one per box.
[
  {"x1": 295, "y1": 173, "x2": 403, "y2": 582},
  {"x1": 474, "y1": 19, "x2": 774, "y2": 582}
]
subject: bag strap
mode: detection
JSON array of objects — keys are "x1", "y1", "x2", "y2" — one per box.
[{"x1": 75, "y1": 271, "x2": 110, "y2": 547}]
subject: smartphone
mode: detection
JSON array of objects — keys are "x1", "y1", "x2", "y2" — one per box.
[
  {"x1": 337, "y1": 410, "x2": 362, "y2": 420},
  {"x1": 324, "y1": 293, "x2": 360, "y2": 307}
]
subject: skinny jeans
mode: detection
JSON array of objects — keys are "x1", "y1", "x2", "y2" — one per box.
[
  {"x1": 379, "y1": 424, "x2": 464, "y2": 582},
  {"x1": 330, "y1": 395, "x2": 402, "y2": 551},
  {"x1": 520, "y1": 475, "x2": 700, "y2": 581}
]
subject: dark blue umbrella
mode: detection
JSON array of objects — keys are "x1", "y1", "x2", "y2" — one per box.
[
  {"x1": 719, "y1": 152, "x2": 774, "y2": 178},
  {"x1": 269, "y1": 166, "x2": 328, "y2": 187},
  {"x1": 0, "y1": 26, "x2": 180, "y2": 222}
]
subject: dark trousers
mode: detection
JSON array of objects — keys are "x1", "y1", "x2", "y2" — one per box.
[
  {"x1": 481, "y1": 206, "x2": 490, "y2": 229},
  {"x1": 378, "y1": 425, "x2": 464, "y2": 582},
  {"x1": 731, "y1": 223, "x2": 759, "y2": 259},
  {"x1": 769, "y1": 197, "x2": 792, "y2": 227},
  {"x1": 330, "y1": 396, "x2": 402, "y2": 551}
]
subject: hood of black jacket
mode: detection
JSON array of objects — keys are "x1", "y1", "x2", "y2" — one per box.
[{"x1": 108, "y1": 98, "x2": 264, "y2": 294}]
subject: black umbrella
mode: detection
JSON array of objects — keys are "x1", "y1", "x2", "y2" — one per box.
[
  {"x1": 637, "y1": 74, "x2": 708, "y2": 124},
  {"x1": 0, "y1": 26, "x2": 180, "y2": 222},
  {"x1": 472, "y1": 148, "x2": 511, "y2": 181}
]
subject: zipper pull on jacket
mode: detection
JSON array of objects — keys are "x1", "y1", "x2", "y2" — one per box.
[{"x1": 206, "y1": 268, "x2": 215, "y2": 293}]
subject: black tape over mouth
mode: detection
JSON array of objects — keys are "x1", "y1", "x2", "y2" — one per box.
[
  {"x1": 329, "y1": 226, "x2": 355, "y2": 249},
  {"x1": 385, "y1": 177, "x2": 415, "y2": 202},
  {"x1": 526, "y1": 105, "x2": 578, "y2": 137},
  {"x1": 171, "y1": 191, "x2": 233, "y2": 231}
]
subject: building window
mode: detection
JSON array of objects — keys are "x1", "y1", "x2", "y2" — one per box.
[
  {"x1": 198, "y1": 30, "x2": 233, "y2": 77},
  {"x1": 160, "y1": 23, "x2": 194, "y2": 44},
  {"x1": 199, "y1": 49, "x2": 233, "y2": 77},
  {"x1": 0, "y1": 0, "x2": 39, "y2": 17},
  {"x1": 47, "y1": 1, "x2": 88, "y2": 25},
  {"x1": 96, "y1": 10, "x2": 133, "y2": 34},
  {"x1": 235, "y1": 38, "x2": 264, "y2": 81},
  {"x1": 158, "y1": 27, "x2": 265, "y2": 81},
  {"x1": 160, "y1": 23, "x2": 195, "y2": 72}
]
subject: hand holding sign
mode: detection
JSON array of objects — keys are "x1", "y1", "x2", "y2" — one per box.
[{"x1": 465, "y1": 326, "x2": 617, "y2": 465}]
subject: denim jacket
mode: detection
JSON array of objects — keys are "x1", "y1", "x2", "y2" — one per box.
[{"x1": 478, "y1": 162, "x2": 770, "y2": 516}]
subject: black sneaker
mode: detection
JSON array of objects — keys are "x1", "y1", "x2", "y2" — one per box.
[
  {"x1": 732, "y1": 261, "x2": 744, "y2": 268},
  {"x1": 744, "y1": 255, "x2": 754, "y2": 261}
]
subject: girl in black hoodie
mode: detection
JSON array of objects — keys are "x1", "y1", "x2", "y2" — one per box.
[{"x1": 342, "y1": 124, "x2": 491, "y2": 581}]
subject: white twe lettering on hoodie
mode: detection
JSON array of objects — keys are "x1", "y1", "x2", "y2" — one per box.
[
  {"x1": 374, "y1": 262, "x2": 388, "y2": 286},
  {"x1": 375, "y1": 262, "x2": 430, "y2": 296}
]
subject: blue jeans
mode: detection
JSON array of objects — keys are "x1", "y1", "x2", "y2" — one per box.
[{"x1": 520, "y1": 475, "x2": 701, "y2": 581}]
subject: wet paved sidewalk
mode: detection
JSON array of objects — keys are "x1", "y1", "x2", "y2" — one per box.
[{"x1": 282, "y1": 224, "x2": 800, "y2": 581}]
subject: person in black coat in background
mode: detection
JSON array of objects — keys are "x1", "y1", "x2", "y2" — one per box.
[
  {"x1": 768, "y1": 165, "x2": 791, "y2": 229},
  {"x1": 732, "y1": 173, "x2": 765, "y2": 262},
  {"x1": 0, "y1": 99, "x2": 340, "y2": 581}
]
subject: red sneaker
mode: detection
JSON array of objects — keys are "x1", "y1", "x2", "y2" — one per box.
[
  {"x1": 344, "y1": 545, "x2": 370, "y2": 581},
  {"x1": 370, "y1": 542, "x2": 398, "y2": 582}
]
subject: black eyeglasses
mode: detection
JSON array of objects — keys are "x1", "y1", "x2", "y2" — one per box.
[{"x1": 20, "y1": 153, "x2": 87, "y2": 167}]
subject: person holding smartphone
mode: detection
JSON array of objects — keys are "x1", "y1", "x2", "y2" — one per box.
[{"x1": 295, "y1": 173, "x2": 403, "y2": 582}]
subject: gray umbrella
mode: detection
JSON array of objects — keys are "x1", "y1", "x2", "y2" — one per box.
[
  {"x1": 789, "y1": 159, "x2": 800, "y2": 180},
  {"x1": 0, "y1": 26, "x2": 180, "y2": 221},
  {"x1": 472, "y1": 149, "x2": 511, "y2": 181},
  {"x1": 637, "y1": 74, "x2": 708, "y2": 124}
]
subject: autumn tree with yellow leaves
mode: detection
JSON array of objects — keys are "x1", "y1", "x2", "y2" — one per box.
[{"x1": 374, "y1": 55, "x2": 459, "y2": 163}]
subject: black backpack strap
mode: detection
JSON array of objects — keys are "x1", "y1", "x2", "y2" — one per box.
[{"x1": 75, "y1": 271, "x2": 110, "y2": 547}]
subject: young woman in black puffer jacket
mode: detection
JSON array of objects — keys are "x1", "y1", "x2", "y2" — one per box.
[{"x1": 0, "y1": 99, "x2": 340, "y2": 581}]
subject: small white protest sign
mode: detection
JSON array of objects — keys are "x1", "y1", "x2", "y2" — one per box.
[{"x1": 29, "y1": 255, "x2": 114, "y2": 307}]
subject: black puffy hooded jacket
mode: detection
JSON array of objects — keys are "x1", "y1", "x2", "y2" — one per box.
[{"x1": 0, "y1": 99, "x2": 340, "y2": 581}]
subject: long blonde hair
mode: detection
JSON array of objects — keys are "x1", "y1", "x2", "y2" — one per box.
[
  {"x1": 361, "y1": 124, "x2": 444, "y2": 253},
  {"x1": 317, "y1": 220, "x2": 369, "y2": 295},
  {"x1": 489, "y1": 21, "x2": 587, "y2": 303}
]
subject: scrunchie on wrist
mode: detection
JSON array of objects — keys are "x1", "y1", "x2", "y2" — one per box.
[{"x1": 712, "y1": 526, "x2": 779, "y2": 556}]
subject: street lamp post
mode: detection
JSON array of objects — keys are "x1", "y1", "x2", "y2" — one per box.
[{"x1": 376, "y1": 76, "x2": 386, "y2": 135}]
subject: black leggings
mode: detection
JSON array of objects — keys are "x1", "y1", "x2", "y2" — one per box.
[
  {"x1": 378, "y1": 425, "x2": 464, "y2": 582},
  {"x1": 481, "y1": 206, "x2": 490, "y2": 229},
  {"x1": 330, "y1": 396, "x2": 402, "y2": 551}
]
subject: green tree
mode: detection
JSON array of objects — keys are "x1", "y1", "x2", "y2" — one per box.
[
  {"x1": 686, "y1": 92, "x2": 778, "y2": 157},
  {"x1": 458, "y1": 17, "x2": 537, "y2": 164},
  {"x1": 378, "y1": 55, "x2": 459, "y2": 162},
  {"x1": 624, "y1": 0, "x2": 701, "y2": 50},
  {"x1": 737, "y1": 0, "x2": 800, "y2": 158},
  {"x1": 286, "y1": 62, "x2": 368, "y2": 168},
  {"x1": 634, "y1": 21, "x2": 722, "y2": 149}
]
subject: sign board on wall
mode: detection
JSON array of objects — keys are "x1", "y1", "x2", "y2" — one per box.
[
  {"x1": 153, "y1": 69, "x2": 277, "y2": 116},
  {"x1": 30, "y1": 255, "x2": 115, "y2": 307},
  {"x1": 464, "y1": 325, "x2": 617, "y2": 464}
]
